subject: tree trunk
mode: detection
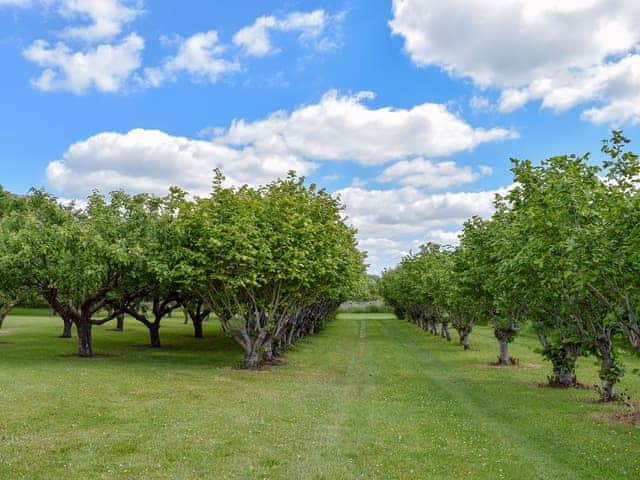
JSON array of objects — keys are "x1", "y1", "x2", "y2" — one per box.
[
  {"x1": 547, "y1": 345, "x2": 578, "y2": 388},
  {"x1": 596, "y1": 335, "x2": 617, "y2": 402},
  {"x1": 262, "y1": 339, "x2": 275, "y2": 364},
  {"x1": 458, "y1": 330, "x2": 471, "y2": 350},
  {"x1": 60, "y1": 316, "x2": 73, "y2": 338},
  {"x1": 498, "y1": 339, "x2": 510, "y2": 365},
  {"x1": 149, "y1": 323, "x2": 161, "y2": 348},
  {"x1": 76, "y1": 319, "x2": 93, "y2": 357},
  {"x1": 274, "y1": 338, "x2": 283, "y2": 357},
  {"x1": 550, "y1": 361, "x2": 576, "y2": 387},
  {"x1": 430, "y1": 321, "x2": 439, "y2": 336},
  {"x1": 626, "y1": 325, "x2": 640, "y2": 350},
  {"x1": 601, "y1": 380, "x2": 616, "y2": 402},
  {"x1": 494, "y1": 326, "x2": 517, "y2": 365},
  {"x1": 0, "y1": 301, "x2": 18, "y2": 329},
  {"x1": 115, "y1": 313, "x2": 124, "y2": 331},
  {"x1": 441, "y1": 322, "x2": 451, "y2": 341},
  {"x1": 193, "y1": 318, "x2": 204, "y2": 338},
  {"x1": 286, "y1": 325, "x2": 296, "y2": 347},
  {"x1": 183, "y1": 309, "x2": 189, "y2": 325},
  {"x1": 243, "y1": 349, "x2": 259, "y2": 369}
]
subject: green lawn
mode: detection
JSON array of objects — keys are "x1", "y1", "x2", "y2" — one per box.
[{"x1": 1, "y1": 313, "x2": 639, "y2": 479}]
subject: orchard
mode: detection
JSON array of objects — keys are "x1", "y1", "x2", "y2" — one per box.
[
  {"x1": 380, "y1": 132, "x2": 640, "y2": 402},
  {"x1": 0, "y1": 172, "x2": 365, "y2": 368}
]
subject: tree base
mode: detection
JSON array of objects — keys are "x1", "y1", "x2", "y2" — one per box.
[
  {"x1": 491, "y1": 356, "x2": 518, "y2": 366},
  {"x1": 547, "y1": 375, "x2": 578, "y2": 388}
]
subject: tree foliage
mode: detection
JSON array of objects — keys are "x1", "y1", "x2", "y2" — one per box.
[
  {"x1": 381, "y1": 132, "x2": 640, "y2": 401},
  {"x1": 0, "y1": 172, "x2": 365, "y2": 367}
]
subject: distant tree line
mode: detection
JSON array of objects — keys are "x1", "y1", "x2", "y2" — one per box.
[
  {"x1": 0, "y1": 171, "x2": 365, "y2": 369},
  {"x1": 379, "y1": 132, "x2": 640, "y2": 402}
]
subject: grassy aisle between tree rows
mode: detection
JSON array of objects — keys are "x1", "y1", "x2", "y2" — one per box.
[{"x1": 0, "y1": 313, "x2": 639, "y2": 479}]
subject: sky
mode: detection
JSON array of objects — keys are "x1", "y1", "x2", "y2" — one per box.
[{"x1": 1, "y1": 0, "x2": 640, "y2": 273}]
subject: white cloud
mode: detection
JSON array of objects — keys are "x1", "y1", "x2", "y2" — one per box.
[
  {"x1": 390, "y1": 0, "x2": 640, "y2": 124},
  {"x1": 0, "y1": 0, "x2": 140, "y2": 42},
  {"x1": 359, "y1": 230, "x2": 462, "y2": 274},
  {"x1": 425, "y1": 229, "x2": 461, "y2": 246},
  {"x1": 338, "y1": 185, "x2": 507, "y2": 272},
  {"x1": 377, "y1": 158, "x2": 491, "y2": 189},
  {"x1": 46, "y1": 128, "x2": 317, "y2": 196},
  {"x1": 142, "y1": 31, "x2": 241, "y2": 87},
  {"x1": 11, "y1": 4, "x2": 343, "y2": 93},
  {"x1": 469, "y1": 95, "x2": 491, "y2": 113},
  {"x1": 233, "y1": 9, "x2": 340, "y2": 57},
  {"x1": 499, "y1": 54, "x2": 640, "y2": 125},
  {"x1": 11, "y1": 1, "x2": 143, "y2": 94},
  {"x1": 216, "y1": 90, "x2": 516, "y2": 165},
  {"x1": 338, "y1": 185, "x2": 506, "y2": 237},
  {"x1": 23, "y1": 33, "x2": 144, "y2": 94},
  {"x1": 58, "y1": 0, "x2": 140, "y2": 42},
  {"x1": 46, "y1": 89, "x2": 513, "y2": 195}
]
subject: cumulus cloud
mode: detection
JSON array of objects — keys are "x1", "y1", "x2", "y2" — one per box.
[
  {"x1": 46, "y1": 128, "x2": 317, "y2": 196},
  {"x1": 12, "y1": 4, "x2": 345, "y2": 93},
  {"x1": 14, "y1": 1, "x2": 143, "y2": 93},
  {"x1": 499, "y1": 54, "x2": 640, "y2": 125},
  {"x1": 233, "y1": 10, "x2": 341, "y2": 57},
  {"x1": 338, "y1": 185, "x2": 506, "y2": 237},
  {"x1": 23, "y1": 33, "x2": 144, "y2": 94},
  {"x1": 339, "y1": 185, "x2": 506, "y2": 272},
  {"x1": 215, "y1": 90, "x2": 516, "y2": 165},
  {"x1": 390, "y1": 0, "x2": 640, "y2": 124},
  {"x1": 58, "y1": 0, "x2": 141, "y2": 42},
  {"x1": 1, "y1": 0, "x2": 140, "y2": 41},
  {"x1": 377, "y1": 158, "x2": 492, "y2": 189},
  {"x1": 142, "y1": 31, "x2": 241, "y2": 87},
  {"x1": 46, "y1": 90, "x2": 513, "y2": 194}
]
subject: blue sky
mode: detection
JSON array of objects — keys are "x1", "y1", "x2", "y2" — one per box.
[{"x1": 1, "y1": 0, "x2": 640, "y2": 272}]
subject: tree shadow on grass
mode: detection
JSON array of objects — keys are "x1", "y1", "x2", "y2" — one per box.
[{"x1": 1, "y1": 317, "x2": 246, "y2": 371}]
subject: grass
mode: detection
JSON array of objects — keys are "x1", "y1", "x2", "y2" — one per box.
[{"x1": 0, "y1": 312, "x2": 639, "y2": 479}]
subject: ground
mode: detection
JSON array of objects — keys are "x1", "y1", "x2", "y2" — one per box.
[{"x1": 1, "y1": 312, "x2": 639, "y2": 479}]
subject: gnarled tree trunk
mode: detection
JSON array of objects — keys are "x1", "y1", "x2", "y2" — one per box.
[
  {"x1": 547, "y1": 345, "x2": 579, "y2": 388},
  {"x1": 262, "y1": 338, "x2": 275, "y2": 364},
  {"x1": 596, "y1": 334, "x2": 618, "y2": 402},
  {"x1": 494, "y1": 325, "x2": 518, "y2": 365},
  {"x1": 60, "y1": 315, "x2": 73, "y2": 338},
  {"x1": 624, "y1": 322, "x2": 640, "y2": 350}
]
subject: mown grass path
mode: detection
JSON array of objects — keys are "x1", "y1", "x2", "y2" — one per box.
[{"x1": 0, "y1": 313, "x2": 639, "y2": 479}]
